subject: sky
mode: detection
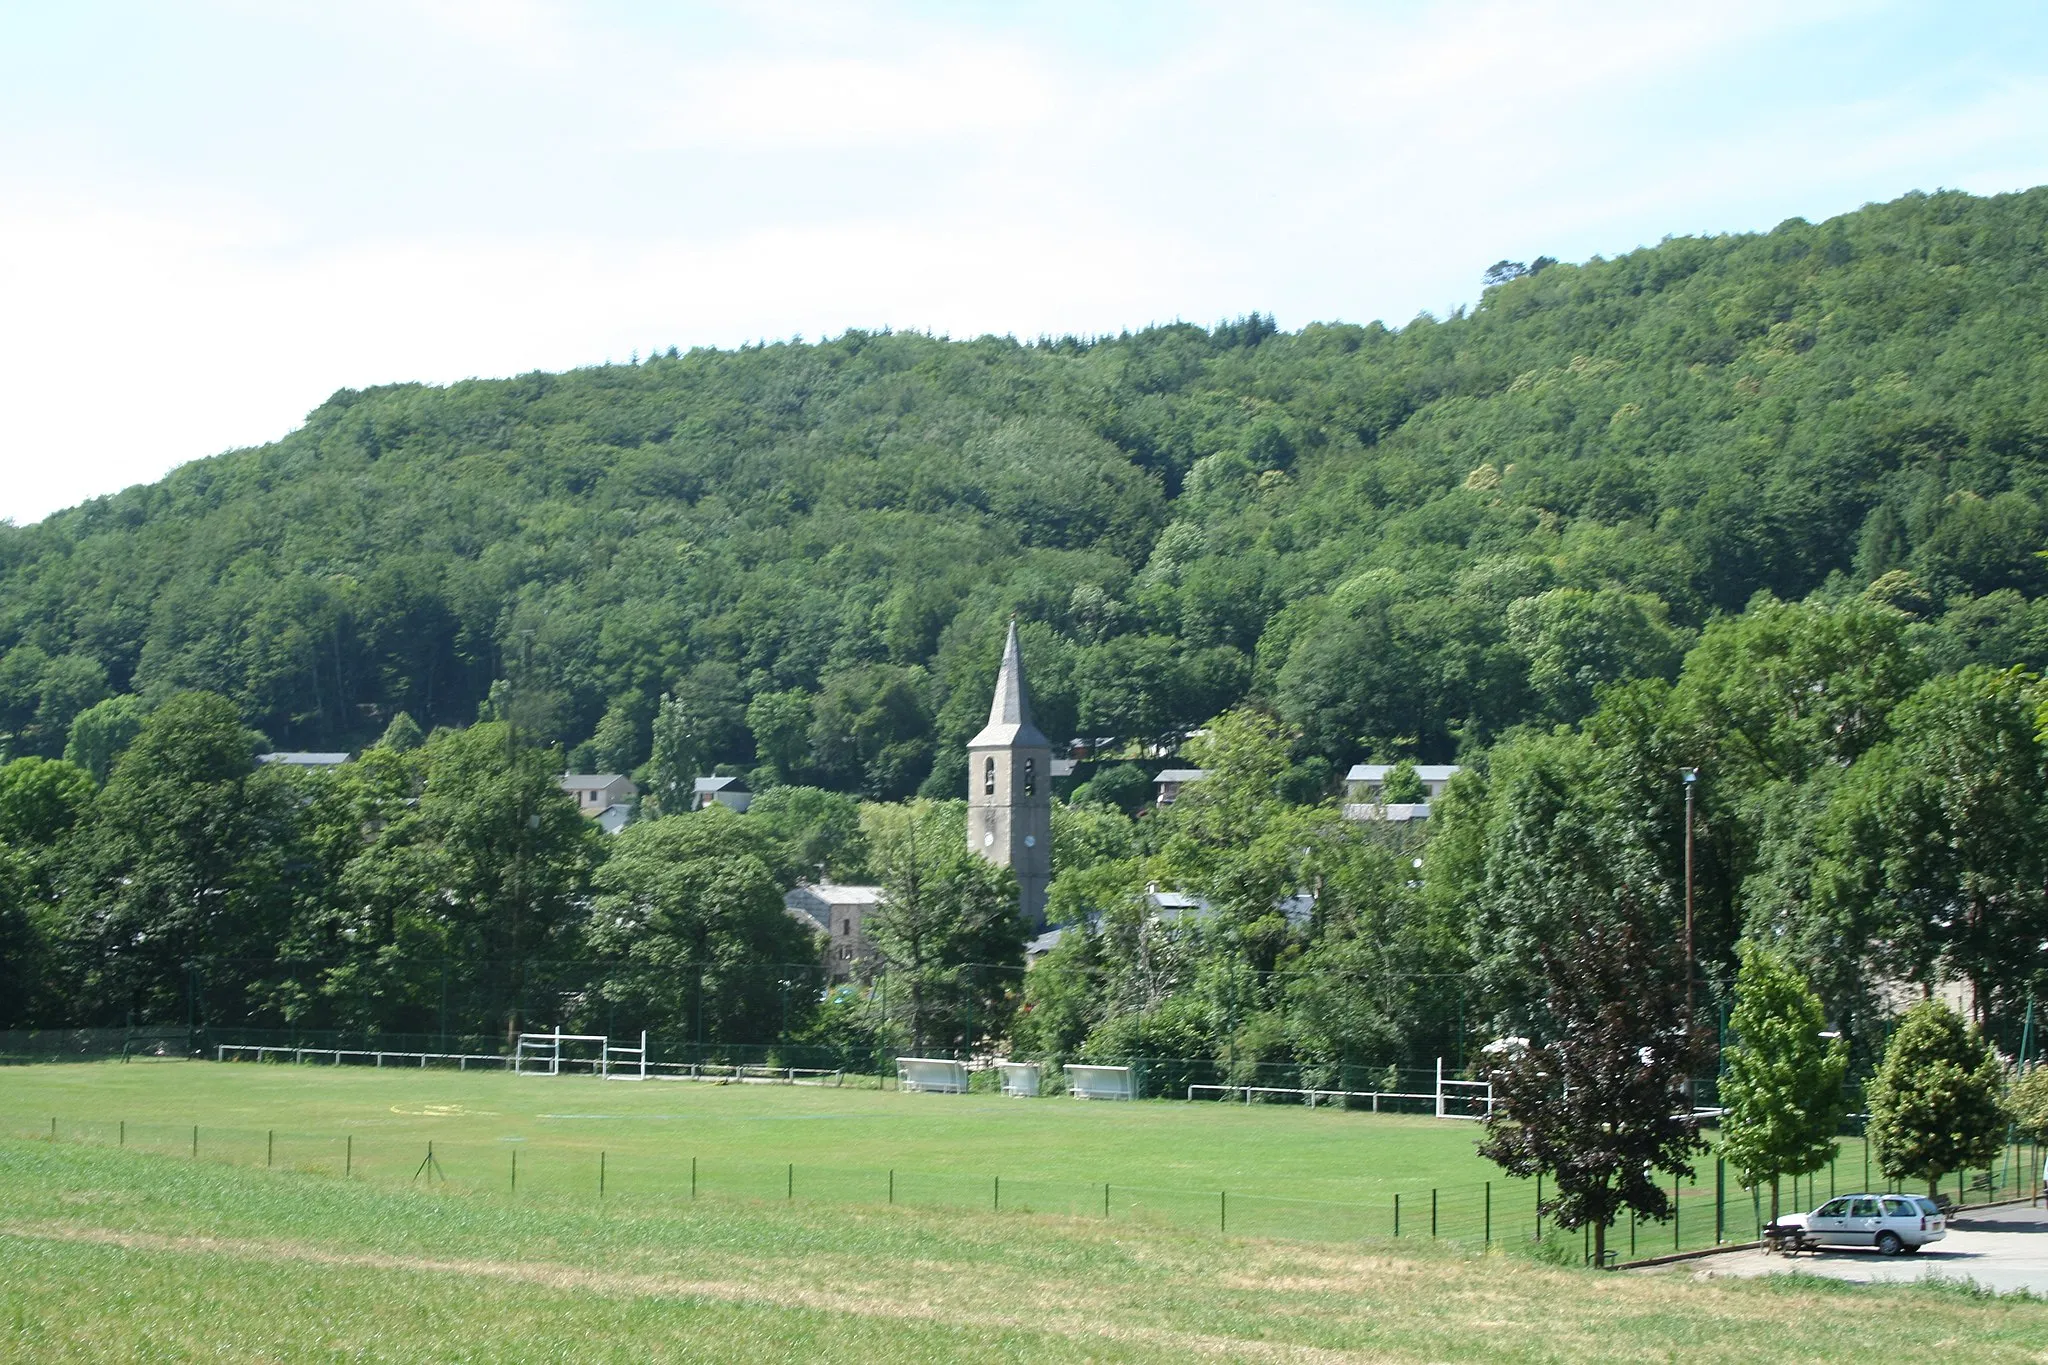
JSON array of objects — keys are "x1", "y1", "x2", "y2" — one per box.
[{"x1": 3, "y1": 1, "x2": 2047, "y2": 524}]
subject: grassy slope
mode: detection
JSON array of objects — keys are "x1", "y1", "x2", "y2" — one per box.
[{"x1": 4, "y1": 1137, "x2": 2046, "y2": 1363}]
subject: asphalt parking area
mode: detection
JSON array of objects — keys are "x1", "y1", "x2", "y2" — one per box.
[{"x1": 1682, "y1": 1204, "x2": 2048, "y2": 1295}]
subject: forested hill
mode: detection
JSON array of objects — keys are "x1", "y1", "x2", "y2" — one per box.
[{"x1": 7, "y1": 186, "x2": 2048, "y2": 794}]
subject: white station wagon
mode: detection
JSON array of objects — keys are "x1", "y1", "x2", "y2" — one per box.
[{"x1": 1788, "y1": 1194, "x2": 1946, "y2": 1254}]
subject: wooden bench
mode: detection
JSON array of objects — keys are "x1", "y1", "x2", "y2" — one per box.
[{"x1": 1760, "y1": 1222, "x2": 1813, "y2": 1256}]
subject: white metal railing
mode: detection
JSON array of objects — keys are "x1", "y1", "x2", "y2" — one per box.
[
  {"x1": 1186, "y1": 1083, "x2": 1436, "y2": 1111},
  {"x1": 216, "y1": 1044, "x2": 513, "y2": 1071}
]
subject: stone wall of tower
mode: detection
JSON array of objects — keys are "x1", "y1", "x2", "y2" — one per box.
[{"x1": 968, "y1": 738, "x2": 1052, "y2": 928}]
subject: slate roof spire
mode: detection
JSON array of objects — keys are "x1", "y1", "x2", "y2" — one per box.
[{"x1": 968, "y1": 620, "x2": 1050, "y2": 750}]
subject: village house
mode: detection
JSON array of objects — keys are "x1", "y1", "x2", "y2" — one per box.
[
  {"x1": 692, "y1": 775, "x2": 753, "y2": 812},
  {"x1": 1341, "y1": 763, "x2": 1461, "y2": 822},
  {"x1": 559, "y1": 773, "x2": 636, "y2": 832}
]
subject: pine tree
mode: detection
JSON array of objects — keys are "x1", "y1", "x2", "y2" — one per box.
[
  {"x1": 1866, "y1": 999, "x2": 2006, "y2": 1196},
  {"x1": 1717, "y1": 942, "x2": 1848, "y2": 1223}
]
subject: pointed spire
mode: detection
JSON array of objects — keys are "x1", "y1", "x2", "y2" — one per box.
[{"x1": 969, "y1": 619, "x2": 1050, "y2": 749}]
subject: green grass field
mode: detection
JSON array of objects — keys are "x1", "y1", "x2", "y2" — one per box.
[
  {"x1": 0, "y1": 1059, "x2": 1968, "y2": 1254},
  {"x1": 5, "y1": 1131, "x2": 2048, "y2": 1361}
]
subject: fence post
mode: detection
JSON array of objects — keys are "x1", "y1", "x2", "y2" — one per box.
[
  {"x1": 993, "y1": 1176, "x2": 999, "y2": 1212},
  {"x1": 1536, "y1": 1172, "x2": 1543, "y2": 1241},
  {"x1": 787, "y1": 1163, "x2": 793, "y2": 1202},
  {"x1": 50, "y1": 1117, "x2": 56, "y2": 1141},
  {"x1": 192, "y1": 1125, "x2": 198, "y2": 1160},
  {"x1": 1673, "y1": 1173, "x2": 1681, "y2": 1251},
  {"x1": 346, "y1": 1134, "x2": 352, "y2": 1178},
  {"x1": 1220, "y1": 1191, "x2": 1226, "y2": 1232},
  {"x1": 1431, "y1": 1188, "x2": 1437, "y2": 1238},
  {"x1": 511, "y1": 1149, "x2": 517, "y2": 1194},
  {"x1": 1484, "y1": 1181, "x2": 1491, "y2": 1246},
  {"x1": 268, "y1": 1130, "x2": 274, "y2": 1169},
  {"x1": 119, "y1": 1121, "x2": 124, "y2": 1148},
  {"x1": 1715, "y1": 1158, "x2": 1724, "y2": 1244},
  {"x1": 691, "y1": 1156, "x2": 697, "y2": 1201},
  {"x1": 600, "y1": 1151, "x2": 606, "y2": 1199},
  {"x1": 1103, "y1": 1182, "x2": 1109, "y2": 1218},
  {"x1": 1394, "y1": 1192, "x2": 1400, "y2": 1236}
]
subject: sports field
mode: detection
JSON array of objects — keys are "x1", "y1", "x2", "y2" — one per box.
[
  {"x1": 5, "y1": 1120, "x2": 2048, "y2": 1360},
  {"x1": 2, "y1": 1059, "x2": 1533, "y2": 1245},
  {"x1": 0, "y1": 1059, "x2": 1947, "y2": 1251}
]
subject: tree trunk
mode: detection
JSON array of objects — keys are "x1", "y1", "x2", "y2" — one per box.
[
  {"x1": 1769, "y1": 1177, "x2": 1780, "y2": 1225},
  {"x1": 1593, "y1": 1218, "x2": 1606, "y2": 1267},
  {"x1": 1930, "y1": 1176, "x2": 1941, "y2": 1199}
]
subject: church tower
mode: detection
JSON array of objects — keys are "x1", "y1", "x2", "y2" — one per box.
[{"x1": 967, "y1": 621, "x2": 1053, "y2": 927}]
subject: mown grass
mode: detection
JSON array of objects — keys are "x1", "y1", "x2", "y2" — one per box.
[
  {"x1": 0, "y1": 1059, "x2": 1918, "y2": 1251},
  {"x1": 3, "y1": 1137, "x2": 2046, "y2": 1362}
]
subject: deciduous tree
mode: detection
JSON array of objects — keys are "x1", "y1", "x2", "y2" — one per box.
[{"x1": 1717, "y1": 942, "x2": 1849, "y2": 1224}]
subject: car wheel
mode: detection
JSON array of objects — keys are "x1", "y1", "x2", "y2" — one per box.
[{"x1": 1875, "y1": 1231, "x2": 1904, "y2": 1256}]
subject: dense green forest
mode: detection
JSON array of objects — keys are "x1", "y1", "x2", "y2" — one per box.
[{"x1": 5, "y1": 187, "x2": 2048, "y2": 1076}]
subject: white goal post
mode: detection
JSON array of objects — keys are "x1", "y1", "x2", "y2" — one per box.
[
  {"x1": 1435, "y1": 1056, "x2": 1494, "y2": 1120},
  {"x1": 603, "y1": 1031, "x2": 648, "y2": 1079},
  {"x1": 1065, "y1": 1064, "x2": 1134, "y2": 1101},
  {"x1": 514, "y1": 1027, "x2": 609, "y2": 1076},
  {"x1": 995, "y1": 1061, "x2": 1041, "y2": 1097},
  {"x1": 896, "y1": 1057, "x2": 970, "y2": 1093}
]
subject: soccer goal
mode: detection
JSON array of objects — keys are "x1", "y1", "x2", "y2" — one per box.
[
  {"x1": 1434, "y1": 1056, "x2": 1494, "y2": 1120},
  {"x1": 896, "y1": 1057, "x2": 970, "y2": 1093},
  {"x1": 602, "y1": 1031, "x2": 648, "y2": 1079},
  {"x1": 1064, "y1": 1064, "x2": 1135, "y2": 1101},
  {"x1": 514, "y1": 1028, "x2": 608, "y2": 1076},
  {"x1": 995, "y1": 1060, "x2": 1041, "y2": 1097}
]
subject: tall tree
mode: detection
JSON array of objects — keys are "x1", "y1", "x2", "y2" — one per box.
[
  {"x1": 1479, "y1": 900, "x2": 1706, "y2": 1266},
  {"x1": 1716, "y1": 942, "x2": 1849, "y2": 1224},
  {"x1": 866, "y1": 800, "x2": 1025, "y2": 1052},
  {"x1": 1810, "y1": 667, "x2": 2048, "y2": 1033},
  {"x1": 62, "y1": 695, "x2": 147, "y2": 784},
  {"x1": 584, "y1": 809, "x2": 819, "y2": 1043},
  {"x1": 60, "y1": 692, "x2": 294, "y2": 1024},
  {"x1": 1865, "y1": 999, "x2": 2007, "y2": 1197}
]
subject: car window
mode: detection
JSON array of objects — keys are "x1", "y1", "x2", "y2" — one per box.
[
  {"x1": 1815, "y1": 1198, "x2": 1850, "y2": 1217},
  {"x1": 1883, "y1": 1198, "x2": 1915, "y2": 1218},
  {"x1": 1913, "y1": 1197, "x2": 1941, "y2": 1216},
  {"x1": 1849, "y1": 1197, "x2": 1881, "y2": 1217}
]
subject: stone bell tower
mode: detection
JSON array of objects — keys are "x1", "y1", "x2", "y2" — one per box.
[{"x1": 967, "y1": 621, "x2": 1052, "y2": 927}]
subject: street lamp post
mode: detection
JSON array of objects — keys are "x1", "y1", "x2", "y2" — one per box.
[
  {"x1": 1680, "y1": 767, "x2": 1696, "y2": 1021},
  {"x1": 1681, "y1": 766, "x2": 1698, "y2": 1108}
]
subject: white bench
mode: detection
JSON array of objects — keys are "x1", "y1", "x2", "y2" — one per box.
[
  {"x1": 1065, "y1": 1064, "x2": 1135, "y2": 1101},
  {"x1": 896, "y1": 1057, "x2": 969, "y2": 1093}
]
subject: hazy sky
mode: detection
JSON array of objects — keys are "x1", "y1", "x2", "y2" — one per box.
[{"x1": 3, "y1": 1, "x2": 2046, "y2": 524}]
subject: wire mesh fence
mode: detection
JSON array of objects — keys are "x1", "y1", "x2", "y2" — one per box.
[{"x1": 8, "y1": 1108, "x2": 2040, "y2": 1265}]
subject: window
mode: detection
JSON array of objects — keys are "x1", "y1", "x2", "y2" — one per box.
[
  {"x1": 1883, "y1": 1198, "x2": 1914, "y2": 1218},
  {"x1": 983, "y1": 757, "x2": 996, "y2": 796},
  {"x1": 1816, "y1": 1199, "x2": 1850, "y2": 1218},
  {"x1": 1023, "y1": 757, "x2": 1035, "y2": 797},
  {"x1": 1849, "y1": 1198, "x2": 1880, "y2": 1218},
  {"x1": 842, "y1": 919, "x2": 851, "y2": 935}
]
